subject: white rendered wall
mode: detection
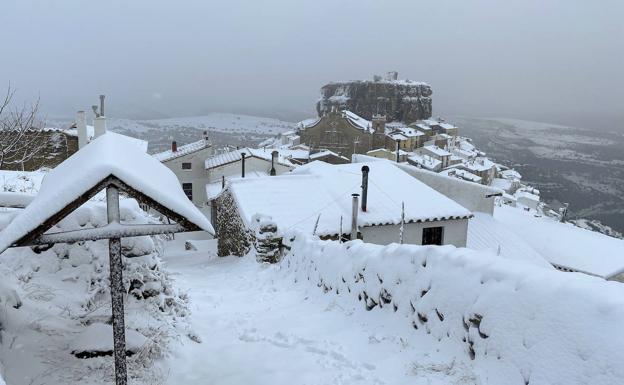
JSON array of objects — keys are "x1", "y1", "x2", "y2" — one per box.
[
  {"x1": 163, "y1": 146, "x2": 214, "y2": 208},
  {"x1": 360, "y1": 219, "x2": 468, "y2": 247}
]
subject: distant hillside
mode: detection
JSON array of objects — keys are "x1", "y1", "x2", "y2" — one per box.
[
  {"x1": 49, "y1": 113, "x2": 296, "y2": 153},
  {"x1": 453, "y1": 116, "x2": 624, "y2": 233}
]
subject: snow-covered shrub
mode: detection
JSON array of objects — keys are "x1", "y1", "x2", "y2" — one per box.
[
  {"x1": 0, "y1": 198, "x2": 191, "y2": 384},
  {"x1": 214, "y1": 189, "x2": 251, "y2": 257},
  {"x1": 281, "y1": 233, "x2": 624, "y2": 385}
]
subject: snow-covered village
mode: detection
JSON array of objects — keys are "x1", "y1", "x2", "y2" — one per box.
[{"x1": 1, "y1": 2, "x2": 623, "y2": 385}]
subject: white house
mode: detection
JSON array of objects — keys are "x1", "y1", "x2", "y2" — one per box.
[
  {"x1": 415, "y1": 145, "x2": 452, "y2": 169},
  {"x1": 214, "y1": 161, "x2": 473, "y2": 255},
  {"x1": 153, "y1": 134, "x2": 214, "y2": 214}
]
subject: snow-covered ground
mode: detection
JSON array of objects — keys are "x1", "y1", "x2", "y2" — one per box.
[{"x1": 161, "y1": 240, "x2": 478, "y2": 385}]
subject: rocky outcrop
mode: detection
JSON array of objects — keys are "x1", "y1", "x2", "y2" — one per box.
[{"x1": 316, "y1": 74, "x2": 433, "y2": 123}]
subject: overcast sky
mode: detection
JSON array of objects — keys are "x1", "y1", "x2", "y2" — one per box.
[{"x1": 1, "y1": 0, "x2": 622, "y2": 126}]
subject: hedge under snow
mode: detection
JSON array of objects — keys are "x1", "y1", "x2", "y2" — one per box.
[{"x1": 280, "y1": 234, "x2": 624, "y2": 385}]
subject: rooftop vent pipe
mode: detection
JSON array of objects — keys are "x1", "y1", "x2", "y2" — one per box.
[
  {"x1": 361, "y1": 165, "x2": 369, "y2": 212},
  {"x1": 171, "y1": 140, "x2": 177, "y2": 152},
  {"x1": 270, "y1": 150, "x2": 278, "y2": 176},
  {"x1": 241, "y1": 152, "x2": 246, "y2": 178},
  {"x1": 351, "y1": 193, "x2": 359, "y2": 240}
]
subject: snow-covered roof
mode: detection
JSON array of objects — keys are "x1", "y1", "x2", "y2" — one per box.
[
  {"x1": 204, "y1": 148, "x2": 295, "y2": 170},
  {"x1": 297, "y1": 117, "x2": 321, "y2": 129},
  {"x1": 62, "y1": 125, "x2": 149, "y2": 153},
  {"x1": 501, "y1": 169, "x2": 522, "y2": 180},
  {"x1": 227, "y1": 161, "x2": 471, "y2": 237},
  {"x1": 461, "y1": 157, "x2": 496, "y2": 172},
  {"x1": 468, "y1": 212, "x2": 551, "y2": 268},
  {"x1": 342, "y1": 111, "x2": 373, "y2": 133},
  {"x1": 407, "y1": 154, "x2": 441, "y2": 171},
  {"x1": 440, "y1": 168, "x2": 482, "y2": 183},
  {"x1": 494, "y1": 205, "x2": 624, "y2": 279},
  {"x1": 0, "y1": 133, "x2": 214, "y2": 252},
  {"x1": 422, "y1": 145, "x2": 451, "y2": 157},
  {"x1": 152, "y1": 139, "x2": 211, "y2": 162}
]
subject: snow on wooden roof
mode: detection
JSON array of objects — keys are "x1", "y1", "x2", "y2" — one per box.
[
  {"x1": 0, "y1": 133, "x2": 213, "y2": 253},
  {"x1": 152, "y1": 138, "x2": 211, "y2": 162},
  {"x1": 494, "y1": 205, "x2": 624, "y2": 279},
  {"x1": 227, "y1": 161, "x2": 472, "y2": 237}
]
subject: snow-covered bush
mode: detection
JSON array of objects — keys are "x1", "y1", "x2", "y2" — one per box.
[
  {"x1": 0, "y1": 198, "x2": 191, "y2": 384},
  {"x1": 281, "y1": 233, "x2": 624, "y2": 385}
]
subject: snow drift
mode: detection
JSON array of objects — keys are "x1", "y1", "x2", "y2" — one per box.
[{"x1": 281, "y1": 234, "x2": 624, "y2": 385}]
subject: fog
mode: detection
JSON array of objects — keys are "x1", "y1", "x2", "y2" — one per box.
[{"x1": 1, "y1": 0, "x2": 622, "y2": 126}]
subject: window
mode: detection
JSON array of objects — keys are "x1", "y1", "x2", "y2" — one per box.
[
  {"x1": 182, "y1": 162, "x2": 192, "y2": 170},
  {"x1": 422, "y1": 226, "x2": 443, "y2": 246},
  {"x1": 182, "y1": 183, "x2": 193, "y2": 201}
]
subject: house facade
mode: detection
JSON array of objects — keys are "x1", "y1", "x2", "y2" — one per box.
[{"x1": 153, "y1": 135, "x2": 214, "y2": 214}]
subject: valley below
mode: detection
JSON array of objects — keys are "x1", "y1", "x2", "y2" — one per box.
[{"x1": 453, "y1": 116, "x2": 624, "y2": 234}]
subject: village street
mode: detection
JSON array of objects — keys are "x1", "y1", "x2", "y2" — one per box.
[{"x1": 161, "y1": 241, "x2": 479, "y2": 385}]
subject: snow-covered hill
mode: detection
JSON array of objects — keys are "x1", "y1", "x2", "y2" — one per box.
[{"x1": 106, "y1": 113, "x2": 295, "y2": 136}]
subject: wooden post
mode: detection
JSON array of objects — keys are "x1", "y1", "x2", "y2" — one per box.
[{"x1": 106, "y1": 186, "x2": 128, "y2": 385}]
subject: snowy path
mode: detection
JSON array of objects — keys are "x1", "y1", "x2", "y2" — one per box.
[{"x1": 161, "y1": 242, "x2": 478, "y2": 385}]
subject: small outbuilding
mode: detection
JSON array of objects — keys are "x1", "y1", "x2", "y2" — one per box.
[{"x1": 214, "y1": 161, "x2": 472, "y2": 256}]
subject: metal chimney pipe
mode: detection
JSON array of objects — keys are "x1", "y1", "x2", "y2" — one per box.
[
  {"x1": 76, "y1": 111, "x2": 87, "y2": 149},
  {"x1": 395, "y1": 139, "x2": 400, "y2": 162},
  {"x1": 361, "y1": 165, "x2": 369, "y2": 212},
  {"x1": 351, "y1": 193, "x2": 359, "y2": 240},
  {"x1": 99, "y1": 95, "x2": 105, "y2": 117},
  {"x1": 94, "y1": 116, "x2": 107, "y2": 138},
  {"x1": 241, "y1": 152, "x2": 246, "y2": 178},
  {"x1": 270, "y1": 150, "x2": 278, "y2": 176},
  {"x1": 171, "y1": 140, "x2": 177, "y2": 152}
]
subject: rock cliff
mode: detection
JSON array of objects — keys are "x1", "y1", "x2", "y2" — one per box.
[{"x1": 316, "y1": 74, "x2": 433, "y2": 123}]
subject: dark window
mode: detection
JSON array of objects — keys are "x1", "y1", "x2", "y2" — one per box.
[
  {"x1": 182, "y1": 183, "x2": 193, "y2": 201},
  {"x1": 182, "y1": 162, "x2": 192, "y2": 170},
  {"x1": 422, "y1": 226, "x2": 443, "y2": 246}
]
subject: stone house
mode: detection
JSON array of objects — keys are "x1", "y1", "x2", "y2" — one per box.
[
  {"x1": 297, "y1": 110, "x2": 386, "y2": 159},
  {"x1": 213, "y1": 161, "x2": 472, "y2": 256}
]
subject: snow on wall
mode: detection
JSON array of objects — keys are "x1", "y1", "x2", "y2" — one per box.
[{"x1": 281, "y1": 234, "x2": 624, "y2": 385}]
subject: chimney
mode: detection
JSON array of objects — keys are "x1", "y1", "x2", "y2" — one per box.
[
  {"x1": 270, "y1": 150, "x2": 278, "y2": 176},
  {"x1": 203, "y1": 130, "x2": 209, "y2": 145},
  {"x1": 361, "y1": 165, "x2": 369, "y2": 212},
  {"x1": 76, "y1": 111, "x2": 87, "y2": 148},
  {"x1": 99, "y1": 95, "x2": 105, "y2": 117},
  {"x1": 395, "y1": 139, "x2": 401, "y2": 162},
  {"x1": 94, "y1": 116, "x2": 107, "y2": 138},
  {"x1": 241, "y1": 152, "x2": 246, "y2": 178},
  {"x1": 351, "y1": 193, "x2": 359, "y2": 240},
  {"x1": 171, "y1": 140, "x2": 177, "y2": 152}
]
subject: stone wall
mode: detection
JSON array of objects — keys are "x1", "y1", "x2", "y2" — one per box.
[{"x1": 214, "y1": 189, "x2": 252, "y2": 257}]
